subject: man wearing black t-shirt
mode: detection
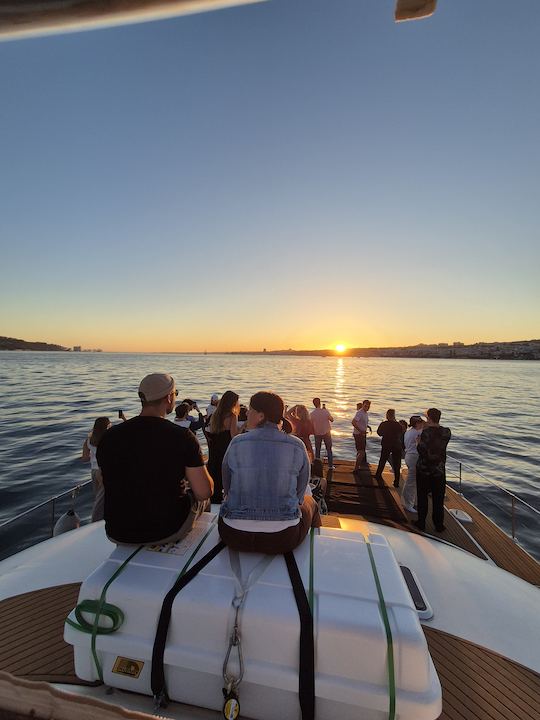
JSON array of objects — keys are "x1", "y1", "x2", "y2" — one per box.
[
  {"x1": 374, "y1": 409, "x2": 403, "y2": 488},
  {"x1": 97, "y1": 373, "x2": 213, "y2": 545}
]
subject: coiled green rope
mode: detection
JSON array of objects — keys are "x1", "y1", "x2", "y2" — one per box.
[{"x1": 65, "y1": 545, "x2": 143, "y2": 681}]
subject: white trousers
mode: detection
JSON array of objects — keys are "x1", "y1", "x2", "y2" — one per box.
[{"x1": 402, "y1": 452, "x2": 418, "y2": 509}]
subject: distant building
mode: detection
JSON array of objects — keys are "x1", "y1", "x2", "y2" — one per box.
[
  {"x1": 73, "y1": 346, "x2": 81, "y2": 352},
  {"x1": 453, "y1": 342, "x2": 464, "y2": 347}
]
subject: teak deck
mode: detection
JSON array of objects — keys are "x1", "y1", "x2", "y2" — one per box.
[{"x1": 0, "y1": 461, "x2": 539, "y2": 720}]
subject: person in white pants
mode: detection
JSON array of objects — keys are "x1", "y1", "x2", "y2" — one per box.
[{"x1": 401, "y1": 416, "x2": 424, "y2": 513}]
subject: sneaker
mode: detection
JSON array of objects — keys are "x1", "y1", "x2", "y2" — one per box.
[
  {"x1": 329, "y1": 465, "x2": 336, "y2": 470},
  {"x1": 403, "y1": 504, "x2": 417, "y2": 514}
]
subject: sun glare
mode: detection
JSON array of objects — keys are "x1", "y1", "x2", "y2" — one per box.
[{"x1": 335, "y1": 344, "x2": 346, "y2": 353}]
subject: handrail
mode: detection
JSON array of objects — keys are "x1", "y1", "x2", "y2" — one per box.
[
  {"x1": 446, "y1": 452, "x2": 540, "y2": 516},
  {"x1": 0, "y1": 479, "x2": 92, "y2": 531}
]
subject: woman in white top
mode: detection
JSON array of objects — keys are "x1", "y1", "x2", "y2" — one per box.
[
  {"x1": 81, "y1": 416, "x2": 113, "y2": 522},
  {"x1": 401, "y1": 416, "x2": 424, "y2": 513}
]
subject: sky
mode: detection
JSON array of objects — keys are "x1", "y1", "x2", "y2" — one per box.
[{"x1": 0, "y1": 0, "x2": 539, "y2": 352}]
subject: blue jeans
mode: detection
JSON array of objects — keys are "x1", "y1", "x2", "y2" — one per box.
[{"x1": 315, "y1": 433, "x2": 333, "y2": 466}]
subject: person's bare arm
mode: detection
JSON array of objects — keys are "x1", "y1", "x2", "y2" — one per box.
[
  {"x1": 229, "y1": 413, "x2": 240, "y2": 438},
  {"x1": 81, "y1": 438, "x2": 90, "y2": 461},
  {"x1": 352, "y1": 417, "x2": 361, "y2": 432},
  {"x1": 185, "y1": 465, "x2": 213, "y2": 500}
]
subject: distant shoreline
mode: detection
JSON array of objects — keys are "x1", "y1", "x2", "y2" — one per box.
[{"x1": 2, "y1": 337, "x2": 539, "y2": 360}]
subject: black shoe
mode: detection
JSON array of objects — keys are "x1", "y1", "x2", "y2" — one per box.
[
  {"x1": 374, "y1": 473, "x2": 383, "y2": 480},
  {"x1": 413, "y1": 520, "x2": 425, "y2": 532},
  {"x1": 393, "y1": 481, "x2": 400, "y2": 488},
  {"x1": 435, "y1": 525, "x2": 446, "y2": 532}
]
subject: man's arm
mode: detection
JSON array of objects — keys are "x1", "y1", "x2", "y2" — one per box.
[
  {"x1": 189, "y1": 412, "x2": 206, "y2": 432},
  {"x1": 185, "y1": 465, "x2": 213, "y2": 500}
]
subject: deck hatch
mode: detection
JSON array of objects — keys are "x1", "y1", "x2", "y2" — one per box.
[{"x1": 400, "y1": 565, "x2": 430, "y2": 615}]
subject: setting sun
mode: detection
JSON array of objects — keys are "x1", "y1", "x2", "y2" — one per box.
[{"x1": 335, "y1": 344, "x2": 346, "y2": 353}]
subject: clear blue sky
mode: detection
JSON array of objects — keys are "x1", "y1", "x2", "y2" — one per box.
[{"x1": 1, "y1": 0, "x2": 539, "y2": 351}]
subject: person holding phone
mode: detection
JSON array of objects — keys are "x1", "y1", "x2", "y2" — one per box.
[{"x1": 180, "y1": 398, "x2": 205, "y2": 435}]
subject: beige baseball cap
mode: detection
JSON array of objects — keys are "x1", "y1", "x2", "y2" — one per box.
[{"x1": 138, "y1": 373, "x2": 175, "y2": 402}]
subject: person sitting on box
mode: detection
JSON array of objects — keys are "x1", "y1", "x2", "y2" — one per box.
[{"x1": 218, "y1": 391, "x2": 321, "y2": 554}]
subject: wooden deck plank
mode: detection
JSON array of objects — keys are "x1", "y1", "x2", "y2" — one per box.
[
  {"x1": 428, "y1": 629, "x2": 540, "y2": 703},
  {"x1": 330, "y1": 461, "x2": 485, "y2": 557},
  {"x1": 0, "y1": 584, "x2": 81, "y2": 683},
  {"x1": 444, "y1": 488, "x2": 540, "y2": 585},
  {"x1": 424, "y1": 627, "x2": 540, "y2": 720},
  {"x1": 426, "y1": 632, "x2": 536, "y2": 718}
]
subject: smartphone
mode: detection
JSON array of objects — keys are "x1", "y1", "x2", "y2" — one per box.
[{"x1": 118, "y1": 409, "x2": 123, "y2": 418}]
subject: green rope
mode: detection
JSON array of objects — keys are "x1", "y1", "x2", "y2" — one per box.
[
  {"x1": 65, "y1": 517, "x2": 219, "y2": 682},
  {"x1": 66, "y1": 544, "x2": 143, "y2": 682},
  {"x1": 366, "y1": 541, "x2": 396, "y2": 720}
]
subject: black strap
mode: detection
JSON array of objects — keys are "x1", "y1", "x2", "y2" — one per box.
[
  {"x1": 151, "y1": 540, "x2": 226, "y2": 705},
  {"x1": 284, "y1": 551, "x2": 315, "y2": 720}
]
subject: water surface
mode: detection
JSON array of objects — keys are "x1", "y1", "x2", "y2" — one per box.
[{"x1": 0, "y1": 352, "x2": 538, "y2": 558}]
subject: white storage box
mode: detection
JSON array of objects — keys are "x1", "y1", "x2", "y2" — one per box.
[{"x1": 65, "y1": 513, "x2": 441, "y2": 720}]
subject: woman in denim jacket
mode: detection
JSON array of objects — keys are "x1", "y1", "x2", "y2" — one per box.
[{"x1": 218, "y1": 391, "x2": 321, "y2": 554}]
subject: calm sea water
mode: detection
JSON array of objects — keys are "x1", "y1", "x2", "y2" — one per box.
[{"x1": 0, "y1": 352, "x2": 539, "y2": 559}]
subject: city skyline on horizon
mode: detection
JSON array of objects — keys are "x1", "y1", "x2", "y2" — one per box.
[
  {"x1": 1, "y1": 0, "x2": 539, "y2": 352},
  {"x1": 3, "y1": 333, "x2": 539, "y2": 355}
]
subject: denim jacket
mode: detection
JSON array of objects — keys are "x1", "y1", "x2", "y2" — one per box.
[{"x1": 220, "y1": 423, "x2": 310, "y2": 521}]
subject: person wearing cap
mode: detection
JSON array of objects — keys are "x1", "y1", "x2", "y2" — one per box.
[
  {"x1": 97, "y1": 373, "x2": 213, "y2": 545},
  {"x1": 206, "y1": 393, "x2": 219, "y2": 422},
  {"x1": 218, "y1": 391, "x2": 321, "y2": 554},
  {"x1": 401, "y1": 415, "x2": 424, "y2": 513},
  {"x1": 414, "y1": 408, "x2": 451, "y2": 533}
]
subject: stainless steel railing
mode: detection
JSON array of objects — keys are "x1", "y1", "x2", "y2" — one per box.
[
  {"x1": 0, "y1": 480, "x2": 94, "y2": 560},
  {"x1": 445, "y1": 452, "x2": 540, "y2": 542},
  {"x1": 0, "y1": 479, "x2": 92, "y2": 536}
]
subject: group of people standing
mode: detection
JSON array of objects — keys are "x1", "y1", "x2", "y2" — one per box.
[
  {"x1": 82, "y1": 376, "x2": 451, "y2": 557},
  {"x1": 351, "y1": 401, "x2": 451, "y2": 532}
]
